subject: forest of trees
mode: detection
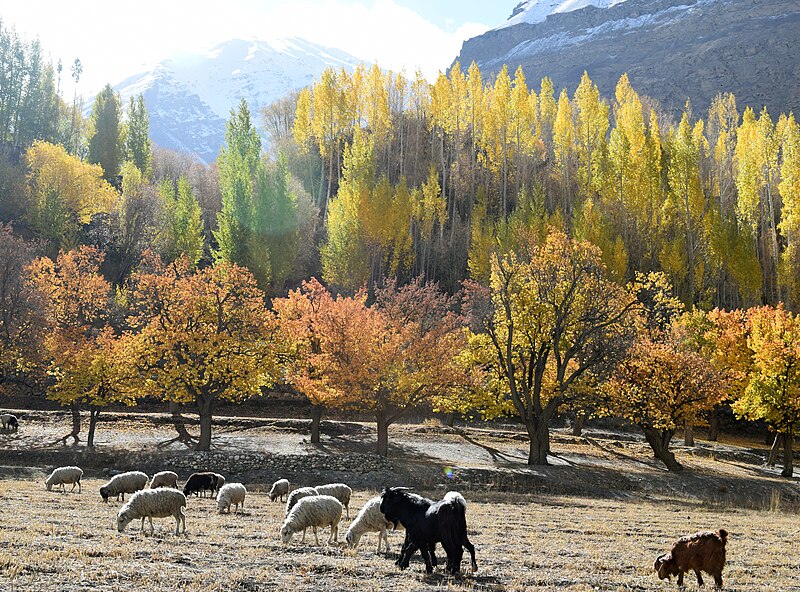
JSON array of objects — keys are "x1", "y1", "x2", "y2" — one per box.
[{"x1": 1, "y1": 20, "x2": 798, "y2": 476}]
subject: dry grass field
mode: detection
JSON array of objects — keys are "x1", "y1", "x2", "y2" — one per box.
[
  {"x1": 1, "y1": 479, "x2": 799, "y2": 591},
  {"x1": 0, "y1": 411, "x2": 799, "y2": 591}
]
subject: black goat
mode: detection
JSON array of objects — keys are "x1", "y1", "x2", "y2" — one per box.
[
  {"x1": 380, "y1": 487, "x2": 477, "y2": 575},
  {"x1": 182, "y1": 472, "x2": 218, "y2": 497}
]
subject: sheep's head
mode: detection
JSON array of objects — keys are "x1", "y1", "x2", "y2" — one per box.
[
  {"x1": 280, "y1": 524, "x2": 293, "y2": 544},
  {"x1": 654, "y1": 554, "x2": 678, "y2": 580},
  {"x1": 344, "y1": 529, "x2": 360, "y2": 548},
  {"x1": 99, "y1": 486, "x2": 110, "y2": 502},
  {"x1": 269, "y1": 491, "x2": 278, "y2": 502},
  {"x1": 116, "y1": 509, "x2": 133, "y2": 533},
  {"x1": 45, "y1": 478, "x2": 52, "y2": 491}
]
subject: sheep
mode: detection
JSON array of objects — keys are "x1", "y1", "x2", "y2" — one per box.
[
  {"x1": 654, "y1": 529, "x2": 728, "y2": 589},
  {"x1": 116, "y1": 488, "x2": 187, "y2": 536},
  {"x1": 314, "y1": 483, "x2": 352, "y2": 518},
  {"x1": 213, "y1": 473, "x2": 226, "y2": 496},
  {"x1": 100, "y1": 471, "x2": 149, "y2": 503},
  {"x1": 345, "y1": 495, "x2": 405, "y2": 553},
  {"x1": 280, "y1": 494, "x2": 343, "y2": 545},
  {"x1": 216, "y1": 483, "x2": 247, "y2": 514},
  {"x1": 45, "y1": 466, "x2": 83, "y2": 493},
  {"x1": 1, "y1": 413, "x2": 18, "y2": 431},
  {"x1": 380, "y1": 487, "x2": 477, "y2": 575},
  {"x1": 269, "y1": 478, "x2": 290, "y2": 502},
  {"x1": 149, "y1": 471, "x2": 179, "y2": 489},
  {"x1": 182, "y1": 472, "x2": 219, "y2": 498},
  {"x1": 285, "y1": 486, "x2": 318, "y2": 516}
]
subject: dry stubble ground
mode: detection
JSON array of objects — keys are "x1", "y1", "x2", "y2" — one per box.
[
  {"x1": 1, "y1": 480, "x2": 799, "y2": 591},
  {"x1": 0, "y1": 412, "x2": 799, "y2": 591}
]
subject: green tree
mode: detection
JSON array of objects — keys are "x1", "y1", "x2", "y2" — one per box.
[
  {"x1": 213, "y1": 98, "x2": 261, "y2": 267},
  {"x1": 159, "y1": 176, "x2": 204, "y2": 268},
  {"x1": 88, "y1": 84, "x2": 123, "y2": 179},
  {"x1": 125, "y1": 95, "x2": 151, "y2": 177}
]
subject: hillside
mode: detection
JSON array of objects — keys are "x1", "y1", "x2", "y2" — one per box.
[
  {"x1": 112, "y1": 38, "x2": 364, "y2": 163},
  {"x1": 456, "y1": 0, "x2": 800, "y2": 115}
]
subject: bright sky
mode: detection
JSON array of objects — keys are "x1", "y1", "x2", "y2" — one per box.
[{"x1": 3, "y1": 0, "x2": 513, "y2": 98}]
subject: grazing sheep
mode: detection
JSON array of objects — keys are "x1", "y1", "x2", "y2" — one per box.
[
  {"x1": 280, "y1": 495, "x2": 343, "y2": 545},
  {"x1": 213, "y1": 473, "x2": 226, "y2": 496},
  {"x1": 654, "y1": 529, "x2": 728, "y2": 589},
  {"x1": 217, "y1": 483, "x2": 247, "y2": 514},
  {"x1": 182, "y1": 472, "x2": 219, "y2": 498},
  {"x1": 285, "y1": 486, "x2": 318, "y2": 516},
  {"x1": 269, "y1": 478, "x2": 290, "y2": 502},
  {"x1": 346, "y1": 495, "x2": 404, "y2": 553},
  {"x1": 117, "y1": 488, "x2": 187, "y2": 536},
  {"x1": 100, "y1": 471, "x2": 149, "y2": 503},
  {"x1": 1, "y1": 413, "x2": 18, "y2": 430},
  {"x1": 314, "y1": 483, "x2": 352, "y2": 518},
  {"x1": 45, "y1": 466, "x2": 83, "y2": 493},
  {"x1": 380, "y1": 487, "x2": 478, "y2": 575},
  {"x1": 149, "y1": 471, "x2": 179, "y2": 489}
]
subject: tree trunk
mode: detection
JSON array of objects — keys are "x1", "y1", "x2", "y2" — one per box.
[
  {"x1": 310, "y1": 404, "x2": 322, "y2": 444},
  {"x1": 445, "y1": 412, "x2": 455, "y2": 428},
  {"x1": 642, "y1": 427, "x2": 683, "y2": 471},
  {"x1": 63, "y1": 402, "x2": 81, "y2": 445},
  {"x1": 169, "y1": 401, "x2": 194, "y2": 445},
  {"x1": 767, "y1": 432, "x2": 780, "y2": 466},
  {"x1": 196, "y1": 396, "x2": 214, "y2": 451},
  {"x1": 780, "y1": 432, "x2": 794, "y2": 478},
  {"x1": 708, "y1": 406, "x2": 720, "y2": 441},
  {"x1": 376, "y1": 410, "x2": 389, "y2": 457},
  {"x1": 571, "y1": 412, "x2": 586, "y2": 437},
  {"x1": 684, "y1": 424, "x2": 695, "y2": 447},
  {"x1": 87, "y1": 406, "x2": 100, "y2": 449},
  {"x1": 526, "y1": 418, "x2": 550, "y2": 465}
]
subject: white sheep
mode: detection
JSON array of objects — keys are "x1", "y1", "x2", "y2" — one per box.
[
  {"x1": 216, "y1": 483, "x2": 247, "y2": 514},
  {"x1": 285, "y1": 486, "x2": 318, "y2": 516},
  {"x1": 345, "y1": 495, "x2": 404, "y2": 553},
  {"x1": 100, "y1": 471, "x2": 149, "y2": 502},
  {"x1": 1, "y1": 413, "x2": 18, "y2": 430},
  {"x1": 280, "y1": 494, "x2": 343, "y2": 545},
  {"x1": 149, "y1": 471, "x2": 179, "y2": 489},
  {"x1": 117, "y1": 488, "x2": 187, "y2": 536},
  {"x1": 45, "y1": 466, "x2": 83, "y2": 493},
  {"x1": 315, "y1": 482, "x2": 352, "y2": 518},
  {"x1": 269, "y1": 478, "x2": 290, "y2": 502}
]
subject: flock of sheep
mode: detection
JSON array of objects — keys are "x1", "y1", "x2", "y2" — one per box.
[{"x1": 41, "y1": 465, "x2": 729, "y2": 585}]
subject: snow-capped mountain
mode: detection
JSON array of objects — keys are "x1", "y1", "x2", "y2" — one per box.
[
  {"x1": 113, "y1": 38, "x2": 365, "y2": 163},
  {"x1": 457, "y1": 0, "x2": 800, "y2": 116}
]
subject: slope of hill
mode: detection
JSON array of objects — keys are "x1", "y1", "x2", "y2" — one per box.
[
  {"x1": 113, "y1": 38, "x2": 364, "y2": 163},
  {"x1": 456, "y1": 0, "x2": 800, "y2": 115}
]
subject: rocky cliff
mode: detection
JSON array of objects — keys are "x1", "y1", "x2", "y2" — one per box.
[{"x1": 457, "y1": 0, "x2": 800, "y2": 115}]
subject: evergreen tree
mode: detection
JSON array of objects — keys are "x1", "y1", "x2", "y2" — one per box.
[
  {"x1": 88, "y1": 84, "x2": 123, "y2": 179},
  {"x1": 213, "y1": 98, "x2": 261, "y2": 267},
  {"x1": 126, "y1": 95, "x2": 151, "y2": 177}
]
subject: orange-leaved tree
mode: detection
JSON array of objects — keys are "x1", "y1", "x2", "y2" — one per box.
[
  {"x1": 733, "y1": 305, "x2": 800, "y2": 477},
  {"x1": 27, "y1": 246, "x2": 123, "y2": 445},
  {"x1": 275, "y1": 276, "x2": 467, "y2": 456},
  {"x1": 124, "y1": 254, "x2": 281, "y2": 450},
  {"x1": 464, "y1": 230, "x2": 636, "y2": 465},
  {"x1": 601, "y1": 323, "x2": 728, "y2": 471}
]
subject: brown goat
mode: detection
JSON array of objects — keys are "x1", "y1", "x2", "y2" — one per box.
[{"x1": 654, "y1": 529, "x2": 728, "y2": 588}]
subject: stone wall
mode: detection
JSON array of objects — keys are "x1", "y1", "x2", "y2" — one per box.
[{"x1": 160, "y1": 452, "x2": 393, "y2": 477}]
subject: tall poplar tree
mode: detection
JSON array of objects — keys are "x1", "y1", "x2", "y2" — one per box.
[
  {"x1": 88, "y1": 84, "x2": 123, "y2": 179},
  {"x1": 126, "y1": 95, "x2": 151, "y2": 177}
]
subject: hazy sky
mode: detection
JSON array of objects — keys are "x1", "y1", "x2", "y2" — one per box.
[{"x1": 3, "y1": 1, "x2": 514, "y2": 98}]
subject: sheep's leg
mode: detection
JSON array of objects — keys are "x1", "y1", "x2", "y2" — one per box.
[
  {"x1": 69, "y1": 482, "x2": 75, "y2": 493},
  {"x1": 77, "y1": 481, "x2": 82, "y2": 493},
  {"x1": 313, "y1": 526, "x2": 320, "y2": 546},
  {"x1": 332, "y1": 521, "x2": 339, "y2": 543},
  {"x1": 398, "y1": 540, "x2": 417, "y2": 570},
  {"x1": 677, "y1": 572, "x2": 684, "y2": 587},
  {"x1": 464, "y1": 537, "x2": 477, "y2": 572},
  {"x1": 713, "y1": 571, "x2": 723, "y2": 589},
  {"x1": 301, "y1": 528, "x2": 307, "y2": 543},
  {"x1": 140, "y1": 517, "x2": 146, "y2": 533},
  {"x1": 428, "y1": 542, "x2": 438, "y2": 567},
  {"x1": 148, "y1": 517, "x2": 155, "y2": 536},
  {"x1": 419, "y1": 544, "x2": 434, "y2": 574},
  {"x1": 695, "y1": 570, "x2": 704, "y2": 586}
]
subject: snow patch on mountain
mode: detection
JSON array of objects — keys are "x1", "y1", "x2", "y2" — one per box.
[
  {"x1": 110, "y1": 37, "x2": 364, "y2": 163},
  {"x1": 498, "y1": 0, "x2": 630, "y2": 29}
]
